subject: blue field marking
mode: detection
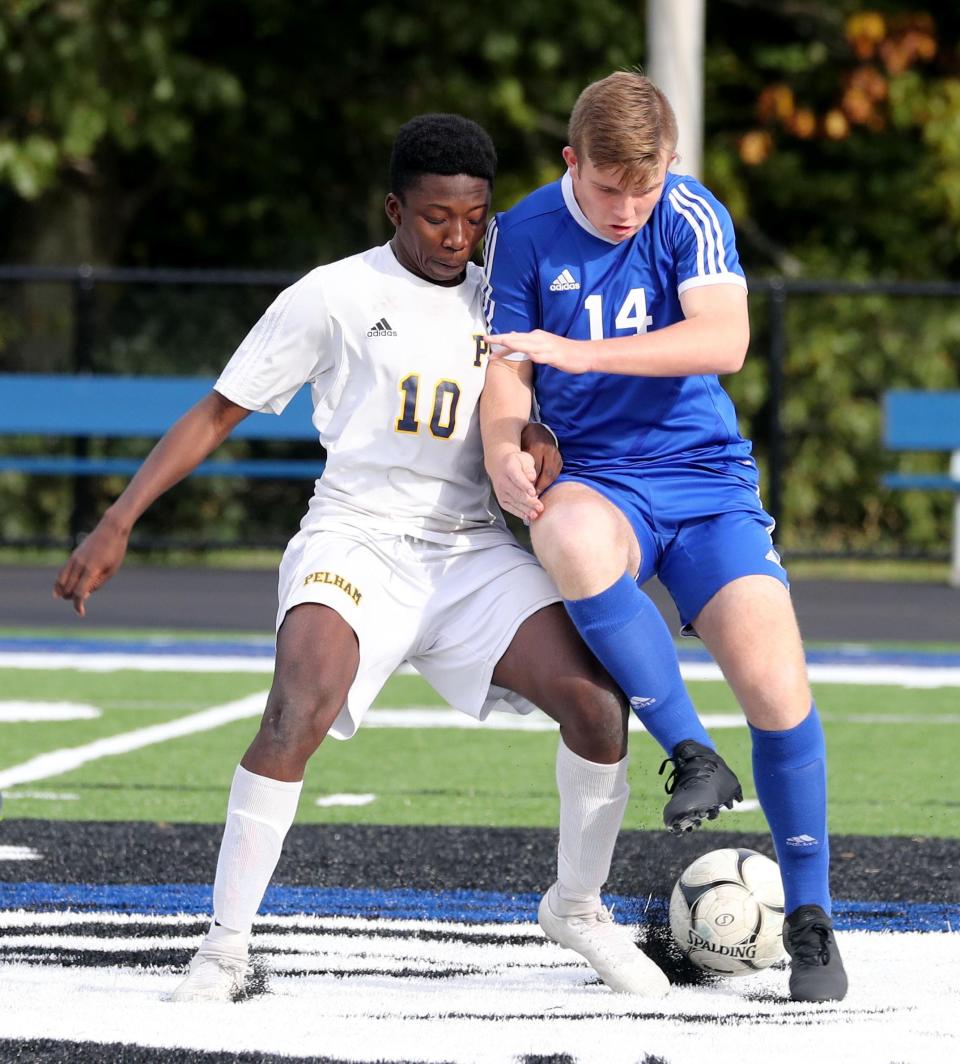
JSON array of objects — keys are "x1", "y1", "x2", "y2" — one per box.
[
  {"x1": 2, "y1": 882, "x2": 957, "y2": 933},
  {"x1": 3, "y1": 635, "x2": 960, "y2": 668}
]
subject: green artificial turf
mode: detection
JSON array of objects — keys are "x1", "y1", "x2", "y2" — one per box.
[{"x1": 2, "y1": 667, "x2": 958, "y2": 837}]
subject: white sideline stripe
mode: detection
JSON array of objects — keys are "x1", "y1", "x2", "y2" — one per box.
[
  {"x1": 4, "y1": 650, "x2": 960, "y2": 688},
  {"x1": 682, "y1": 661, "x2": 960, "y2": 688},
  {"x1": 0, "y1": 692, "x2": 266, "y2": 790},
  {"x1": 0, "y1": 652, "x2": 275, "y2": 673}
]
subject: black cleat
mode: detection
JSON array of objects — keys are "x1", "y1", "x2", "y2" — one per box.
[
  {"x1": 659, "y1": 739, "x2": 742, "y2": 834},
  {"x1": 783, "y1": 904, "x2": 848, "y2": 1002}
]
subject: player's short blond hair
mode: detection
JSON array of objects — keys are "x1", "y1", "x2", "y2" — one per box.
[{"x1": 568, "y1": 72, "x2": 678, "y2": 189}]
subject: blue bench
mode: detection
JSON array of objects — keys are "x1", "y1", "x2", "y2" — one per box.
[
  {"x1": 882, "y1": 390, "x2": 960, "y2": 586},
  {"x1": 0, "y1": 373, "x2": 323, "y2": 479}
]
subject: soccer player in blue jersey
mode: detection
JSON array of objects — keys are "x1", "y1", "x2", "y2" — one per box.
[{"x1": 480, "y1": 72, "x2": 848, "y2": 1003}]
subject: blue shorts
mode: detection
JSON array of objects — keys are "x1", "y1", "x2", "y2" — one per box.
[{"x1": 555, "y1": 456, "x2": 788, "y2": 632}]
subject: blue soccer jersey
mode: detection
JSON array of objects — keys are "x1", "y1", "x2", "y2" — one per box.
[{"x1": 484, "y1": 170, "x2": 753, "y2": 468}]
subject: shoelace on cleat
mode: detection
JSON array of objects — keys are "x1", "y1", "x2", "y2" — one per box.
[
  {"x1": 788, "y1": 922, "x2": 832, "y2": 967},
  {"x1": 569, "y1": 904, "x2": 646, "y2": 965},
  {"x1": 659, "y1": 753, "x2": 716, "y2": 794},
  {"x1": 569, "y1": 903, "x2": 614, "y2": 926}
]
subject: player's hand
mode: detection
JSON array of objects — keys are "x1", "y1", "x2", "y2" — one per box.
[
  {"x1": 520, "y1": 422, "x2": 562, "y2": 494},
  {"x1": 487, "y1": 450, "x2": 545, "y2": 522},
  {"x1": 52, "y1": 515, "x2": 130, "y2": 617},
  {"x1": 485, "y1": 330, "x2": 594, "y2": 375}
]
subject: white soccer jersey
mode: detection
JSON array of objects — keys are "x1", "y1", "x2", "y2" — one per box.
[{"x1": 216, "y1": 243, "x2": 509, "y2": 545}]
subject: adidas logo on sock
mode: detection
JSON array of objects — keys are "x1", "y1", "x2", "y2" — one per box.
[
  {"x1": 629, "y1": 695, "x2": 657, "y2": 710},
  {"x1": 549, "y1": 269, "x2": 580, "y2": 292},
  {"x1": 367, "y1": 317, "x2": 397, "y2": 337},
  {"x1": 786, "y1": 834, "x2": 818, "y2": 847}
]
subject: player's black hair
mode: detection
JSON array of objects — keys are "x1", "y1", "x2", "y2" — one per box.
[{"x1": 389, "y1": 113, "x2": 497, "y2": 199}]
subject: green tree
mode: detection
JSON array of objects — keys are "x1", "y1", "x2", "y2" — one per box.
[
  {"x1": 707, "y1": 2, "x2": 960, "y2": 278},
  {"x1": 0, "y1": 0, "x2": 243, "y2": 264},
  {"x1": 700, "y1": 4, "x2": 960, "y2": 555}
]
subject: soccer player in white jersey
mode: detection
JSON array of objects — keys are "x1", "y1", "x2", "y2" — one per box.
[
  {"x1": 52, "y1": 114, "x2": 672, "y2": 1001},
  {"x1": 480, "y1": 73, "x2": 848, "y2": 1003}
]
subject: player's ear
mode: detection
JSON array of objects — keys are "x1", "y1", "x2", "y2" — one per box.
[
  {"x1": 561, "y1": 146, "x2": 579, "y2": 172},
  {"x1": 384, "y1": 193, "x2": 403, "y2": 229}
]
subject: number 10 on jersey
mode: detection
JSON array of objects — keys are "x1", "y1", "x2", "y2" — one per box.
[{"x1": 396, "y1": 375, "x2": 461, "y2": 439}]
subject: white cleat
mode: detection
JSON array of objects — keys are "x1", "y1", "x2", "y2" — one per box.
[
  {"x1": 538, "y1": 884, "x2": 670, "y2": 997},
  {"x1": 168, "y1": 949, "x2": 251, "y2": 1003}
]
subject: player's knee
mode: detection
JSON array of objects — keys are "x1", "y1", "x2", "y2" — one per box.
[
  {"x1": 531, "y1": 503, "x2": 616, "y2": 576},
  {"x1": 556, "y1": 678, "x2": 628, "y2": 760},
  {"x1": 256, "y1": 685, "x2": 339, "y2": 762}
]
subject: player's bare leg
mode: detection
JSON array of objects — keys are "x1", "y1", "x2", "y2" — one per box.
[
  {"x1": 170, "y1": 604, "x2": 358, "y2": 1002},
  {"x1": 692, "y1": 575, "x2": 810, "y2": 731},
  {"x1": 494, "y1": 602, "x2": 627, "y2": 764},
  {"x1": 493, "y1": 605, "x2": 669, "y2": 996},
  {"x1": 242, "y1": 604, "x2": 360, "y2": 780},
  {"x1": 693, "y1": 575, "x2": 847, "y2": 1001},
  {"x1": 530, "y1": 484, "x2": 742, "y2": 833}
]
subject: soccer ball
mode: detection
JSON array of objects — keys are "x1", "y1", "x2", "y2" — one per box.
[{"x1": 668, "y1": 848, "x2": 786, "y2": 976}]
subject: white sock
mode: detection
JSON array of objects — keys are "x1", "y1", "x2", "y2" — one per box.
[
  {"x1": 554, "y1": 738, "x2": 630, "y2": 915},
  {"x1": 204, "y1": 765, "x2": 303, "y2": 954}
]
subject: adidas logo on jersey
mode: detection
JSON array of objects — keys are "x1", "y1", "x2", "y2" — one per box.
[
  {"x1": 367, "y1": 317, "x2": 397, "y2": 337},
  {"x1": 549, "y1": 269, "x2": 580, "y2": 292}
]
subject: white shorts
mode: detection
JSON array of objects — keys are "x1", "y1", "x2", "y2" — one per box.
[{"x1": 276, "y1": 525, "x2": 560, "y2": 739}]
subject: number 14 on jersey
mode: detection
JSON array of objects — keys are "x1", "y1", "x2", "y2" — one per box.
[{"x1": 584, "y1": 288, "x2": 652, "y2": 340}]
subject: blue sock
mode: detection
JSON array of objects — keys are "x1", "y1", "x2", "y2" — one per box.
[
  {"x1": 750, "y1": 705, "x2": 832, "y2": 917},
  {"x1": 564, "y1": 572, "x2": 712, "y2": 756}
]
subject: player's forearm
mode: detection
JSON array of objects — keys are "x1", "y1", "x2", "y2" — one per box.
[
  {"x1": 587, "y1": 313, "x2": 749, "y2": 377},
  {"x1": 105, "y1": 391, "x2": 249, "y2": 534},
  {"x1": 479, "y1": 361, "x2": 533, "y2": 471}
]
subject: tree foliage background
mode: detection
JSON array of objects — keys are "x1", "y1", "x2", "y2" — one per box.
[{"x1": 0, "y1": 0, "x2": 958, "y2": 554}]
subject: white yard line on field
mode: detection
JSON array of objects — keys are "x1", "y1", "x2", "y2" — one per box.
[
  {"x1": 0, "y1": 700, "x2": 742, "y2": 791},
  {"x1": 0, "y1": 702, "x2": 101, "y2": 722},
  {"x1": 4, "y1": 692, "x2": 960, "y2": 793},
  {"x1": 314, "y1": 793, "x2": 377, "y2": 807},
  {"x1": 0, "y1": 693, "x2": 267, "y2": 790}
]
